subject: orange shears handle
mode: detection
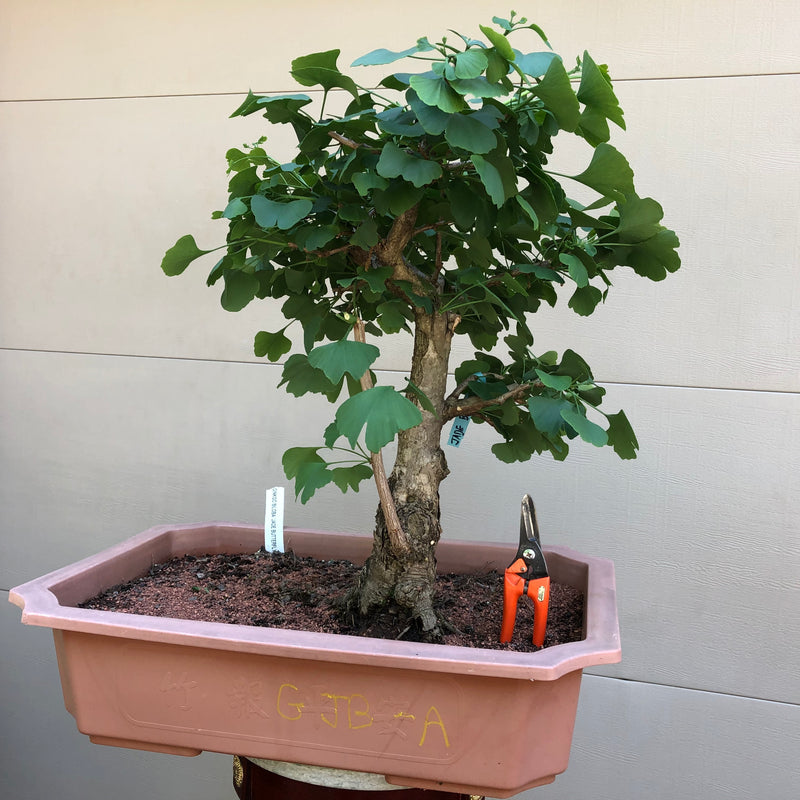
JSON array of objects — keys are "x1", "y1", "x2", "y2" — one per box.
[{"x1": 500, "y1": 559, "x2": 550, "y2": 647}]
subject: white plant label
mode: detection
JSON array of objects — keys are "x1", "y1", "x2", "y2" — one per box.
[{"x1": 265, "y1": 486, "x2": 285, "y2": 552}]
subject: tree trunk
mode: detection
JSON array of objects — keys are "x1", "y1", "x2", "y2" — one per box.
[{"x1": 346, "y1": 308, "x2": 455, "y2": 636}]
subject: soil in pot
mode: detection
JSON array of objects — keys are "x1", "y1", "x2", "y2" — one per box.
[{"x1": 79, "y1": 549, "x2": 584, "y2": 652}]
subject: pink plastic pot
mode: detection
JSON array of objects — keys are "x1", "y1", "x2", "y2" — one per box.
[{"x1": 10, "y1": 523, "x2": 620, "y2": 797}]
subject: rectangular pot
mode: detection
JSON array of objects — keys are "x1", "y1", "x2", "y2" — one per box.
[{"x1": 10, "y1": 523, "x2": 620, "y2": 797}]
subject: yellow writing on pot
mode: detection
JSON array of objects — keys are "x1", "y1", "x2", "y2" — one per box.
[{"x1": 276, "y1": 682, "x2": 450, "y2": 749}]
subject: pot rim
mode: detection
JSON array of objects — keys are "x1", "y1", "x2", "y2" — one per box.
[{"x1": 9, "y1": 522, "x2": 620, "y2": 681}]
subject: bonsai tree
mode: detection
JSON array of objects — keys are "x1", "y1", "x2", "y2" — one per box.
[{"x1": 161, "y1": 14, "x2": 679, "y2": 638}]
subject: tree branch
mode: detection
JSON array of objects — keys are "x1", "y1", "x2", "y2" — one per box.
[
  {"x1": 328, "y1": 131, "x2": 380, "y2": 153},
  {"x1": 442, "y1": 379, "x2": 542, "y2": 422},
  {"x1": 353, "y1": 319, "x2": 409, "y2": 556}
]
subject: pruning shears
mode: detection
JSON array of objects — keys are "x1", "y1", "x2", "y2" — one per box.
[{"x1": 500, "y1": 495, "x2": 550, "y2": 647}]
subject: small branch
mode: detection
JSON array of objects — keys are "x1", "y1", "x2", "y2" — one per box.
[
  {"x1": 328, "y1": 131, "x2": 380, "y2": 153},
  {"x1": 443, "y1": 159, "x2": 471, "y2": 172},
  {"x1": 442, "y1": 380, "x2": 542, "y2": 422},
  {"x1": 432, "y1": 230, "x2": 443, "y2": 283},
  {"x1": 412, "y1": 221, "x2": 446, "y2": 236},
  {"x1": 353, "y1": 319, "x2": 409, "y2": 556},
  {"x1": 444, "y1": 372, "x2": 508, "y2": 404}
]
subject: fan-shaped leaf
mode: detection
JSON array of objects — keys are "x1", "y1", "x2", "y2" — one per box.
[
  {"x1": 444, "y1": 113, "x2": 496, "y2": 153},
  {"x1": 335, "y1": 386, "x2": 422, "y2": 452},
  {"x1": 161, "y1": 235, "x2": 211, "y2": 276},
  {"x1": 251, "y1": 195, "x2": 313, "y2": 230},
  {"x1": 308, "y1": 340, "x2": 380, "y2": 384},
  {"x1": 571, "y1": 143, "x2": 634, "y2": 200},
  {"x1": 408, "y1": 75, "x2": 468, "y2": 113}
]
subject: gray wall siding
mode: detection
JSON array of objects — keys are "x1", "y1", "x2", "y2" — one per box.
[{"x1": 2, "y1": 2, "x2": 798, "y2": 798}]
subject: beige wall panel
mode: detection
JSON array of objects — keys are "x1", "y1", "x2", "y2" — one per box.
[
  {"x1": 2, "y1": 1, "x2": 798, "y2": 101},
  {"x1": 530, "y1": 676, "x2": 800, "y2": 800},
  {"x1": 2, "y1": 76, "x2": 798, "y2": 391},
  {"x1": 2, "y1": 350, "x2": 798, "y2": 702},
  {"x1": 0, "y1": 593, "x2": 233, "y2": 799},
  {"x1": 526, "y1": 73, "x2": 800, "y2": 393}
]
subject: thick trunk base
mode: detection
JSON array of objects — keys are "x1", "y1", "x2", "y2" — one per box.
[{"x1": 345, "y1": 309, "x2": 455, "y2": 638}]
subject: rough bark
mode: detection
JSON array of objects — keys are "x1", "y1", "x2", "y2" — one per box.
[{"x1": 345, "y1": 308, "x2": 456, "y2": 637}]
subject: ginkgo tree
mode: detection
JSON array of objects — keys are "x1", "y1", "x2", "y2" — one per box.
[{"x1": 162, "y1": 14, "x2": 679, "y2": 638}]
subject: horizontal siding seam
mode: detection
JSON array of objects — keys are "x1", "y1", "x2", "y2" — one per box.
[
  {"x1": 1, "y1": 347, "x2": 798, "y2": 397},
  {"x1": 586, "y1": 674, "x2": 800, "y2": 707},
  {"x1": 2, "y1": 72, "x2": 798, "y2": 105}
]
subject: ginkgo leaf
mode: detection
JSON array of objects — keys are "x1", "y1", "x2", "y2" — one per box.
[
  {"x1": 161, "y1": 235, "x2": 211, "y2": 276},
  {"x1": 307, "y1": 340, "x2": 380, "y2": 384},
  {"x1": 335, "y1": 386, "x2": 422, "y2": 452}
]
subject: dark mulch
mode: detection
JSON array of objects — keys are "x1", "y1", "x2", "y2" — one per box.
[{"x1": 80, "y1": 550, "x2": 584, "y2": 653}]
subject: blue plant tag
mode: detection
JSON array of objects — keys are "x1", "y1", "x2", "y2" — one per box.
[{"x1": 447, "y1": 415, "x2": 470, "y2": 448}]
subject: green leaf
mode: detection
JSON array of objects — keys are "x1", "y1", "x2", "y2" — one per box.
[
  {"x1": 283, "y1": 446, "x2": 323, "y2": 477},
  {"x1": 528, "y1": 395, "x2": 571, "y2": 437},
  {"x1": 612, "y1": 194, "x2": 666, "y2": 243},
  {"x1": 516, "y1": 195, "x2": 539, "y2": 228},
  {"x1": 290, "y1": 50, "x2": 359, "y2": 97},
  {"x1": 571, "y1": 143, "x2": 634, "y2": 200},
  {"x1": 479, "y1": 25, "x2": 515, "y2": 61},
  {"x1": 279, "y1": 353, "x2": 343, "y2": 401},
  {"x1": 335, "y1": 386, "x2": 422, "y2": 452},
  {"x1": 556, "y1": 349, "x2": 594, "y2": 381},
  {"x1": 561, "y1": 406, "x2": 608, "y2": 447},
  {"x1": 251, "y1": 195, "x2": 313, "y2": 230},
  {"x1": 471, "y1": 153, "x2": 516, "y2": 207},
  {"x1": 161, "y1": 235, "x2": 211, "y2": 276},
  {"x1": 351, "y1": 38, "x2": 433, "y2": 66},
  {"x1": 352, "y1": 171, "x2": 389, "y2": 196},
  {"x1": 254, "y1": 329, "x2": 292, "y2": 361},
  {"x1": 381, "y1": 181, "x2": 425, "y2": 214},
  {"x1": 485, "y1": 49, "x2": 510, "y2": 83},
  {"x1": 568, "y1": 285, "x2": 604, "y2": 315},
  {"x1": 447, "y1": 181, "x2": 487, "y2": 229},
  {"x1": 626, "y1": 228, "x2": 681, "y2": 280},
  {"x1": 255, "y1": 94, "x2": 314, "y2": 123},
  {"x1": 358, "y1": 264, "x2": 393, "y2": 292},
  {"x1": 407, "y1": 89, "x2": 450, "y2": 134},
  {"x1": 559, "y1": 253, "x2": 589, "y2": 287},
  {"x1": 444, "y1": 113, "x2": 496, "y2": 154},
  {"x1": 330, "y1": 464, "x2": 374, "y2": 493},
  {"x1": 350, "y1": 218, "x2": 380, "y2": 248},
  {"x1": 606, "y1": 410, "x2": 639, "y2": 459},
  {"x1": 376, "y1": 300, "x2": 411, "y2": 334},
  {"x1": 515, "y1": 51, "x2": 560, "y2": 78},
  {"x1": 223, "y1": 198, "x2": 248, "y2": 219},
  {"x1": 454, "y1": 49, "x2": 489, "y2": 78},
  {"x1": 376, "y1": 107, "x2": 423, "y2": 137},
  {"x1": 534, "y1": 369, "x2": 572, "y2": 391},
  {"x1": 534, "y1": 58, "x2": 580, "y2": 132},
  {"x1": 491, "y1": 419, "x2": 546, "y2": 463},
  {"x1": 408, "y1": 75, "x2": 468, "y2": 113},
  {"x1": 514, "y1": 262, "x2": 564, "y2": 283},
  {"x1": 220, "y1": 271, "x2": 259, "y2": 312},
  {"x1": 307, "y1": 339, "x2": 380, "y2": 384},
  {"x1": 295, "y1": 224, "x2": 338, "y2": 251},
  {"x1": 449, "y1": 77, "x2": 506, "y2": 98},
  {"x1": 376, "y1": 142, "x2": 443, "y2": 187},
  {"x1": 230, "y1": 90, "x2": 263, "y2": 118},
  {"x1": 577, "y1": 52, "x2": 625, "y2": 146},
  {"x1": 282, "y1": 447, "x2": 333, "y2": 504}
]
